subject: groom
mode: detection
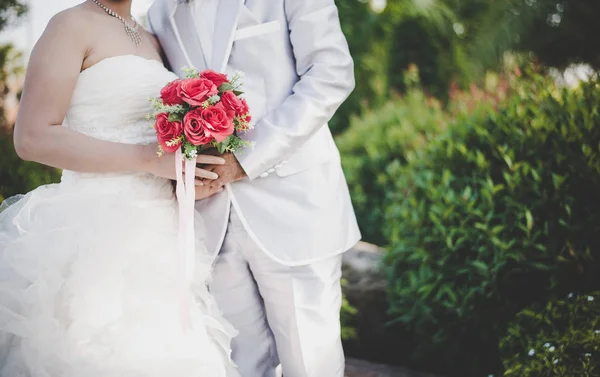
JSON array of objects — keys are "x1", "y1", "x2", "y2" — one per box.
[{"x1": 147, "y1": 1, "x2": 360, "y2": 376}]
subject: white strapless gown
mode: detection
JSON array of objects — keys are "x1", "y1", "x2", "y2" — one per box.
[{"x1": 0, "y1": 56, "x2": 239, "y2": 377}]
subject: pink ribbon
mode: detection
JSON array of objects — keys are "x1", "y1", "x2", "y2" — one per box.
[{"x1": 174, "y1": 148, "x2": 197, "y2": 331}]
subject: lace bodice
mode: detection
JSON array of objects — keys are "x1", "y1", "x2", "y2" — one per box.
[{"x1": 60, "y1": 55, "x2": 179, "y2": 198}]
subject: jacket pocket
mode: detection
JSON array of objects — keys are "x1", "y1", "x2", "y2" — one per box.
[{"x1": 234, "y1": 21, "x2": 282, "y2": 41}]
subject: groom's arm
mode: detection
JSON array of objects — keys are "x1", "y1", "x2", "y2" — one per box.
[{"x1": 234, "y1": 0, "x2": 355, "y2": 181}]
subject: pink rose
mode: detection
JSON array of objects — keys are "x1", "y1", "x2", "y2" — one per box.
[
  {"x1": 183, "y1": 109, "x2": 215, "y2": 146},
  {"x1": 220, "y1": 91, "x2": 245, "y2": 116},
  {"x1": 238, "y1": 98, "x2": 252, "y2": 123},
  {"x1": 155, "y1": 113, "x2": 183, "y2": 153},
  {"x1": 200, "y1": 70, "x2": 230, "y2": 88},
  {"x1": 177, "y1": 78, "x2": 218, "y2": 107},
  {"x1": 160, "y1": 79, "x2": 183, "y2": 106},
  {"x1": 201, "y1": 103, "x2": 235, "y2": 142}
]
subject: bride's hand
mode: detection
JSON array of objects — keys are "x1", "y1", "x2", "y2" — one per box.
[
  {"x1": 195, "y1": 183, "x2": 225, "y2": 200},
  {"x1": 141, "y1": 144, "x2": 226, "y2": 181}
]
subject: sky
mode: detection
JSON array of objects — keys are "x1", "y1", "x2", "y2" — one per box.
[{"x1": 0, "y1": 0, "x2": 155, "y2": 54}]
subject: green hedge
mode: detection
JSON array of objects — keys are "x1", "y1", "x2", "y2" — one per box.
[
  {"x1": 500, "y1": 292, "x2": 600, "y2": 377},
  {"x1": 383, "y1": 76, "x2": 600, "y2": 376},
  {"x1": 337, "y1": 84, "x2": 447, "y2": 245}
]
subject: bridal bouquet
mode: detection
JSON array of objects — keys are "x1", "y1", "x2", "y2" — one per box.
[
  {"x1": 148, "y1": 68, "x2": 253, "y2": 330},
  {"x1": 149, "y1": 67, "x2": 253, "y2": 159}
]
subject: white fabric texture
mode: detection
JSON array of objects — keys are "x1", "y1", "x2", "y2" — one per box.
[
  {"x1": 148, "y1": 0, "x2": 361, "y2": 265},
  {"x1": 211, "y1": 209, "x2": 345, "y2": 377},
  {"x1": 191, "y1": 0, "x2": 218, "y2": 63},
  {"x1": 0, "y1": 56, "x2": 238, "y2": 377}
]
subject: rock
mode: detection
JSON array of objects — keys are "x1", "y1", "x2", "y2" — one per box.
[
  {"x1": 342, "y1": 242, "x2": 415, "y2": 366},
  {"x1": 342, "y1": 241, "x2": 386, "y2": 294},
  {"x1": 345, "y1": 358, "x2": 441, "y2": 377}
]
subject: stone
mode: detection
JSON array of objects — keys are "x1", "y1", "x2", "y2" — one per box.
[
  {"x1": 345, "y1": 358, "x2": 441, "y2": 377},
  {"x1": 342, "y1": 241, "x2": 386, "y2": 293},
  {"x1": 341, "y1": 242, "x2": 415, "y2": 366}
]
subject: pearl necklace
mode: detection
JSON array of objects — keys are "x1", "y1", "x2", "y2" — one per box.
[{"x1": 92, "y1": 0, "x2": 142, "y2": 47}]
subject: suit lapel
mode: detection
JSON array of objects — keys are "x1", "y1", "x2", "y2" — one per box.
[
  {"x1": 169, "y1": 1, "x2": 209, "y2": 71},
  {"x1": 211, "y1": 0, "x2": 244, "y2": 73}
]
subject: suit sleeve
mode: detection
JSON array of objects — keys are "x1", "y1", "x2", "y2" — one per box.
[{"x1": 234, "y1": 0, "x2": 355, "y2": 180}]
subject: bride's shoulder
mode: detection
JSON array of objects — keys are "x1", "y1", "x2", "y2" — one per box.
[
  {"x1": 46, "y1": 5, "x2": 91, "y2": 31},
  {"x1": 42, "y1": 6, "x2": 93, "y2": 46}
]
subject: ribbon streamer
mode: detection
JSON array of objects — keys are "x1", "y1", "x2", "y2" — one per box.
[{"x1": 175, "y1": 148, "x2": 197, "y2": 331}]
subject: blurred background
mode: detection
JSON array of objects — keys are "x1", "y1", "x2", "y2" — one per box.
[{"x1": 1, "y1": 1, "x2": 599, "y2": 377}]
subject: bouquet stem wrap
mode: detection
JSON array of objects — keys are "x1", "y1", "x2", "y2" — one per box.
[{"x1": 175, "y1": 148, "x2": 197, "y2": 330}]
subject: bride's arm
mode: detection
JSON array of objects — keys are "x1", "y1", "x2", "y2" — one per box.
[{"x1": 13, "y1": 11, "x2": 222, "y2": 181}]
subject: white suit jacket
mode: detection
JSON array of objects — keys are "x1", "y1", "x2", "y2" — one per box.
[{"x1": 147, "y1": 0, "x2": 361, "y2": 265}]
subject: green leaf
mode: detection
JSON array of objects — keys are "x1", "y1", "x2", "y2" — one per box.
[
  {"x1": 471, "y1": 260, "x2": 489, "y2": 276},
  {"x1": 218, "y1": 83, "x2": 235, "y2": 93},
  {"x1": 525, "y1": 210, "x2": 534, "y2": 232},
  {"x1": 168, "y1": 113, "x2": 183, "y2": 122},
  {"x1": 552, "y1": 173, "x2": 566, "y2": 190}
]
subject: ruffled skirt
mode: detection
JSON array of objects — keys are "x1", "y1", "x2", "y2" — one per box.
[{"x1": 0, "y1": 180, "x2": 238, "y2": 377}]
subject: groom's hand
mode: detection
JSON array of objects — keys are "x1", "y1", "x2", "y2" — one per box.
[{"x1": 200, "y1": 152, "x2": 247, "y2": 188}]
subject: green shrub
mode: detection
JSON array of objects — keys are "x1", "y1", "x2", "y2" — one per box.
[
  {"x1": 383, "y1": 75, "x2": 600, "y2": 376},
  {"x1": 500, "y1": 292, "x2": 600, "y2": 377},
  {"x1": 0, "y1": 127, "x2": 61, "y2": 201},
  {"x1": 337, "y1": 79, "x2": 447, "y2": 245}
]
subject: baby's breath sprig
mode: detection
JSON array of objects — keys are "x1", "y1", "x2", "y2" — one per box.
[
  {"x1": 183, "y1": 141, "x2": 199, "y2": 160},
  {"x1": 230, "y1": 71, "x2": 245, "y2": 90},
  {"x1": 213, "y1": 135, "x2": 253, "y2": 154},
  {"x1": 166, "y1": 136, "x2": 184, "y2": 148},
  {"x1": 208, "y1": 95, "x2": 221, "y2": 105},
  {"x1": 182, "y1": 66, "x2": 200, "y2": 79},
  {"x1": 149, "y1": 97, "x2": 187, "y2": 118},
  {"x1": 234, "y1": 114, "x2": 253, "y2": 132}
]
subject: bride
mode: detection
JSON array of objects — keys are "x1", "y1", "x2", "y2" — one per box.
[{"x1": 0, "y1": 1, "x2": 239, "y2": 376}]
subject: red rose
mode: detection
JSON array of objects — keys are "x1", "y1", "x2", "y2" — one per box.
[
  {"x1": 177, "y1": 78, "x2": 218, "y2": 107},
  {"x1": 239, "y1": 98, "x2": 252, "y2": 123},
  {"x1": 200, "y1": 70, "x2": 229, "y2": 88},
  {"x1": 201, "y1": 103, "x2": 235, "y2": 142},
  {"x1": 220, "y1": 91, "x2": 245, "y2": 116},
  {"x1": 183, "y1": 109, "x2": 215, "y2": 146},
  {"x1": 155, "y1": 113, "x2": 183, "y2": 153},
  {"x1": 160, "y1": 79, "x2": 183, "y2": 106}
]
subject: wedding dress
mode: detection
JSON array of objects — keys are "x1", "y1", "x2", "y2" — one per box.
[{"x1": 0, "y1": 55, "x2": 238, "y2": 377}]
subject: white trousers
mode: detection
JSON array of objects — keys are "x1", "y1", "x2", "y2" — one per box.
[{"x1": 210, "y1": 209, "x2": 345, "y2": 377}]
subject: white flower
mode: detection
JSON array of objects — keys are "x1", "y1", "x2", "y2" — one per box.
[
  {"x1": 553, "y1": 358, "x2": 559, "y2": 364},
  {"x1": 234, "y1": 70, "x2": 245, "y2": 79},
  {"x1": 528, "y1": 349, "x2": 535, "y2": 356},
  {"x1": 585, "y1": 353, "x2": 592, "y2": 357},
  {"x1": 549, "y1": 346, "x2": 555, "y2": 352},
  {"x1": 544, "y1": 343, "x2": 552, "y2": 348},
  {"x1": 588, "y1": 296, "x2": 595, "y2": 302},
  {"x1": 567, "y1": 293, "x2": 574, "y2": 299},
  {"x1": 595, "y1": 330, "x2": 600, "y2": 335},
  {"x1": 187, "y1": 149, "x2": 198, "y2": 159}
]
